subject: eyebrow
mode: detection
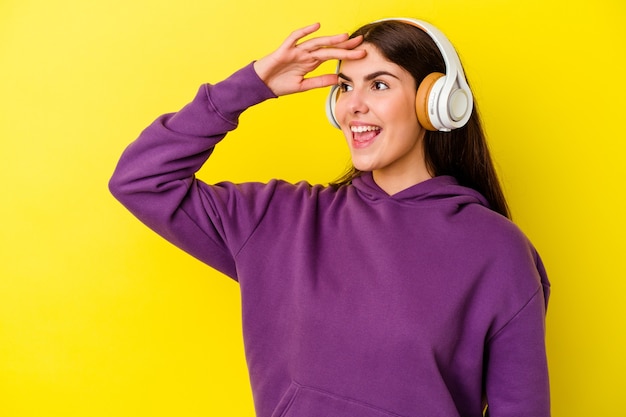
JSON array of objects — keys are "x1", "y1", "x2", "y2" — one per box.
[{"x1": 337, "y1": 71, "x2": 400, "y2": 82}]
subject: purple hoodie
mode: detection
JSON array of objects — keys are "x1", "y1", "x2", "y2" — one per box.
[{"x1": 109, "y1": 63, "x2": 550, "y2": 417}]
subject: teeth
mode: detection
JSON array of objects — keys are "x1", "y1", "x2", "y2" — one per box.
[{"x1": 351, "y1": 125, "x2": 380, "y2": 133}]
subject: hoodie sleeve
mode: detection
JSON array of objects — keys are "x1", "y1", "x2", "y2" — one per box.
[
  {"x1": 484, "y1": 252, "x2": 551, "y2": 417},
  {"x1": 108, "y1": 63, "x2": 277, "y2": 279}
]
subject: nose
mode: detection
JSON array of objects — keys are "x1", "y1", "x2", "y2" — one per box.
[
  {"x1": 348, "y1": 90, "x2": 368, "y2": 115},
  {"x1": 338, "y1": 89, "x2": 368, "y2": 117}
]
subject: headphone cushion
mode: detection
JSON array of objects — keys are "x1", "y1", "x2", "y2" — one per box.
[
  {"x1": 326, "y1": 84, "x2": 341, "y2": 128},
  {"x1": 416, "y1": 72, "x2": 445, "y2": 131}
]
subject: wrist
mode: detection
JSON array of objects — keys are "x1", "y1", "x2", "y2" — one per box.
[{"x1": 253, "y1": 58, "x2": 273, "y2": 90}]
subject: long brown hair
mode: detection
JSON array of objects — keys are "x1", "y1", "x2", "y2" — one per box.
[{"x1": 332, "y1": 20, "x2": 510, "y2": 219}]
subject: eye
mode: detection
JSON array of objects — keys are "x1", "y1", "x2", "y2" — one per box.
[
  {"x1": 338, "y1": 82, "x2": 353, "y2": 93},
  {"x1": 373, "y1": 81, "x2": 389, "y2": 91}
]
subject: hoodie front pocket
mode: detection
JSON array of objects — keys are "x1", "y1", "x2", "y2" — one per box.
[{"x1": 271, "y1": 381, "x2": 405, "y2": 417}]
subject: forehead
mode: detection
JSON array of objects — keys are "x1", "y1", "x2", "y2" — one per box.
[{"x1": 338, "y1": 43, "x2": 407, "y2": 78}]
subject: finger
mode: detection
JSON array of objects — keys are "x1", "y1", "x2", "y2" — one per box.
[
  {"x1": 333, "y1": 35, "x2": 364, "y2": 50},
  {"x1": 299, "y1": 74, "x2": 339, "y2": 92},
  {"x1": 283, "y1": 23, "x2": 322, "y2": 48},
  {"x1": 297, "y1": 32, "x2": 350, "y2": 51},
  {"x1": 309, "y1": 47, "x2": 367, "y2": 63}
]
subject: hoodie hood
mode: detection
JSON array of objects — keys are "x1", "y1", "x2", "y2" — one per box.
[{"x1": 351, "y1": 172, "x2": 490, "y2": 208}]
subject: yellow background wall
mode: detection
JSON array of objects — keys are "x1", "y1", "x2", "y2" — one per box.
[{"x1": 1, "y1": 0, "x2": 624, "y2": 415}]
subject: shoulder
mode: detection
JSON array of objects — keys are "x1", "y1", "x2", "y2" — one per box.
[
  {"x1": 452, "y1": 204, "x2": 551, "y2": 335},
  {"x1": 459, "y1": 202, "x2": 534, "y2": 256},
  {"x1": 456, "y1": 203, "x2": 544, "y2": 285}
]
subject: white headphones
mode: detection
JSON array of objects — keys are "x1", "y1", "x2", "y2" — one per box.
[{"x1": 325, "y1": 18, "x2": 473, "y2": 132}]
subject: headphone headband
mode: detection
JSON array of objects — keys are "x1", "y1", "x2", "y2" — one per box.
[{"x1": 325, "y1": 18, "x2": 473, "y2": 132}]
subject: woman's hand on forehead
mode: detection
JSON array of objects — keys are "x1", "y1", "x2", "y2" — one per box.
[{"x1": 254, "y1": 23, "x2": 366, "y2": 97}]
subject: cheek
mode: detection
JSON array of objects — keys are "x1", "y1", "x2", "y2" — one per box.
[
  {"x1": 399, "y1": 94, "x2": 418, "y2": 120},
  {"x1": 395, "y1": 97, "x2": 421, "y2": 133}
]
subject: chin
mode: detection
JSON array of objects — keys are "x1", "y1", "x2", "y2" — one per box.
[
  {"x1": 349, "y1": 149, "x2": 382, "y2": 173},
  {"x1": 351, "y1": 161, "x2": 378, "y2": 173}
]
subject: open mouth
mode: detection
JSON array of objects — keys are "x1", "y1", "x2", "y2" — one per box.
[{"x1": 350, "y1": 125, "x2": 381, "y2": 148}]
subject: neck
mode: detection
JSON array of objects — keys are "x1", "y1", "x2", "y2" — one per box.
[{"x1": 372, "y1": 167, "x2": 433, "y2": 196}]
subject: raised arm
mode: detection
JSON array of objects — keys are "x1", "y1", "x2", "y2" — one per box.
[{"x1": 109, "y1": 24, "x2": 364, "y2": 277}]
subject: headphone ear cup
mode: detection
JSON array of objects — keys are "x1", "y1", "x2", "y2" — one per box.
[
  {"x1": 325, "y1": 84, "x2": 341, "y2": 129},
  {"x1": 416, "y1": 72, "x2": 445, "y2": 131}
]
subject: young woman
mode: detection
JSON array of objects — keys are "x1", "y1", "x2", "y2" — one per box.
[{"x1": 110, "y1": 18, "x2": 550, "y2": 417}]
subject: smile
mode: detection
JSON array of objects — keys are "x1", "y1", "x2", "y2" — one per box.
[
  {"x1": 350, "y1": 125, "x2": 381, "y2": 133},
  {"x1": 350, "y1": 125, "x2": 381, "y2": 149}
]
